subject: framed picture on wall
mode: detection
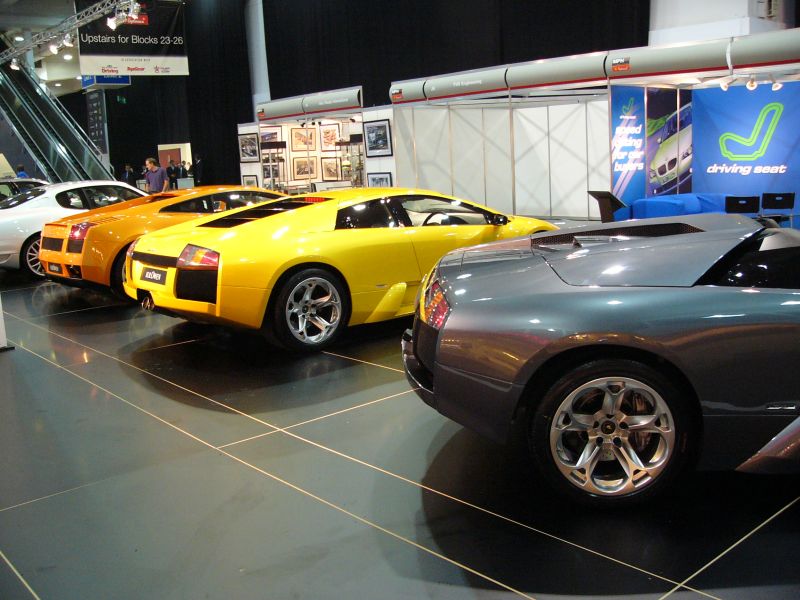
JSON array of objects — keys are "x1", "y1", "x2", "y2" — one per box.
[
  {"x1": 290, "y1": 127, "x2": 317, "y2": 152},
  {"x1": 363, "y1": 119, "x2": 393, "y2": 157},
  {"x1": 263, "y1": 162, "x2": 284, "y2": 182},
  {"x1": 259, "y1": 126, "x2": 282, "y2": 144},
  {"x1": 321, "y1": 157, "x2": 341, "y2": 181},
  {"x1": 366, "y1": 172, "x2": 392, "y2": 187},
  {"x1": 319, "y1": 123, "x2": 341, "y2": 152},
  {"x1": 292, "y1": 156, "x2": 318, "y2": 179},
  {"x1": 242, "y1": 174, "x2": 258, "y2": 187},
  {"x1": 238, "y1": 133, "x2": 259, "y2": 162}
]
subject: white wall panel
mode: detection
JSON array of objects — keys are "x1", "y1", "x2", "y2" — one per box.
[
  {"x1": 513, "y1": 106, "x2": 551, "y2": 216},
  {"x1": 548, "y1": 103, "x2": 588, "y2": 218},
  {"x1": 414, "y1": 107, "x2": 451, "y2": 193},
  {"x1": 449, "y1": 107, "x2": 485, "y2": 202},
  {"x1": 586, "y1": 99, "x2": 610, "y2": 219},
  {"x1": 482, "y1": 108, "x2": 513, "y2": 214},
  {"x1": 393, "y1": 106, "x2": 417, "y2": 187}
]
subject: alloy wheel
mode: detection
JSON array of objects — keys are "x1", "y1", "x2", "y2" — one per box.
[
  {"x1": 549, "y1": 376, "x2": 675, "y2": 496},
  {"x1": 26, "y1": 237, "x2": 44, "y2": 276},
  {"x1": 284, "y1": 277, "x2": 342, "y2": 345}
]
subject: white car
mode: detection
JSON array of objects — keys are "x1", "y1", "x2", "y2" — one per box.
[{"x1": 0, "y1": 180, "x2": 145, "y2": 277}]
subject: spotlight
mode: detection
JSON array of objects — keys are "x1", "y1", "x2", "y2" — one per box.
[
  {"x1": 10, "y1": 58, "x2": 20, "y2": 70},
  {"x1": 746, "y1": 75, "x2": 757, "y2": 91},
  {"x1": 770, "y1": 75, "x2": 783, "y2": 91},
  {"x1": 720, "y1": 79, "x2": 729, "y2": 91},
  {"x1": 54, "y1": 83, "x2": 62, "y2": 87},
  {"x1": 63, "y1": 53, "x2": 73, "y2": 61},
  {"x1": 300, "y1": 122, "x2": 306, "y2": 127},
  {"x1": 63, "y1": 33, "x2": 74, "y2": 47},
  {"x1": 49, "y1": 42, "x2": 60, "y2": 55},
  {"x1": 107, "y1": 15, "x2": 118, "y2": 30},
  {"x1": 14, "y1": 35, "x2": 24, "y2": 42},
  {"x1": 127, "y1": 1, "x2": 141, "y2": 18}
]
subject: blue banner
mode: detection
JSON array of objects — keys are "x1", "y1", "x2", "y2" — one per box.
[
  {"x1": 693, "y1": 82, "x2": 800, "y2": 194},
  {"x1": 611, "y1": 86, "x2": 646, "y2": 204}
]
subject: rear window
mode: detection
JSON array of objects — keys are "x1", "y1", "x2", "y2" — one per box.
[
  {"x1": 201, "y1": 197, "x2": 331, "y2": 228},
  {"x1": 0, "y1": 188, "x2": 47, "y2": 209}
]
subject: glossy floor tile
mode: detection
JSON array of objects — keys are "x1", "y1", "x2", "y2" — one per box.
[{"x1": 1, "y1": 277, "x2": 798, "y2": 599}]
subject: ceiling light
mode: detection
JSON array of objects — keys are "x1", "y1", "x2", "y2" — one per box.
[
  {"x1": 127, "y1": 1, "x2": 141, "y2": 18},
  {"x1": 14, "y1": 35, "x2": 24, "y2": 42},
  {"x1": 10, "y1": 58, "x2": 20, "y2": 70},
  {"x1": 75, "y1": 76, "x2": 82, "y2": 80},
  {"x1": 63, "y1": 33, "x2": 74, "y2": 47},
  {"x1": 770, "y1": 75, "x2": 783, "y2": 91},
  {"x1": 746, "y1": 75, "x2": 757, "y2": 91},
  {"x1": 63, "y1": 53, "x2": 73, "y2": 61},
  {"x1": 54, "y1": 83, "x2": 62, "y2": 87},
  {"x1": 720, "y1": 79, "x2": 730, "y2": 91},
  {"x1": 49, "y1": 42, "x2": 60, "y2": 55},
  {"x1": 107, "y1": 15, "x2": 118, "y2": 30}
]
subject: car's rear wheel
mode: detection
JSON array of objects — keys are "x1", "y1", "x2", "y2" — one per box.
[
  {"x1": 20, "y1": 234, "x2": 45, "y2": 278},
  {"x1": 110, "y1": 246, "x2": 133, "y2": 300},
  {"x1": 271, "y1": 268, "x2": 349, "y2": 351},
  {"x1": 529, "y1": 359, "x2": 696, "y2": 506}
]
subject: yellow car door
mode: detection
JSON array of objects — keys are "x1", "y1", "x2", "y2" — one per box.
[
  {"x1": 389, "y1": 194, "x2": 512, "y2": 274},
  {"x1": 331, "y1": 198, "x2": 421, "y2": 323}
]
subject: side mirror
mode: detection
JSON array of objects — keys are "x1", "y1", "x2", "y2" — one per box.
[{"x1": 490, "y1": 213, "x2": 509, "y2": 226}]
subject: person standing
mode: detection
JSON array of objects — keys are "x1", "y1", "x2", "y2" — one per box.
[
  {"x1": 119, "y1": 163, "x2": 137, "y2": 186},
  {"x1": 16, "y1": 164, "x2": 29, "y2": 178},
  {"x1": 144, "y1": 157, "x2": 169, "y2": 193},
  {"x1": 166, "y1": 160, "x2": 179, "y2": 189},
  {"x1": 193, "y1": 156, "x2": 203, "y2": 185}
]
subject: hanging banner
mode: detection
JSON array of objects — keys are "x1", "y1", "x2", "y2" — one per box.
[
  {"x1": 646, "y1": 89, "x2": 692, "y2": 196},
  {"x1": 86, "y1": 89, "x2": 109, "y2": 154},
  {"x1": 77, "y1": 0, "x2": 188, "y2": 76},
  {"x1": 610, "y1": 86, "x2": 646, "y2": 204},
  {"x1": 692, "y1": 83, "x2": 800, "y2": 195}
]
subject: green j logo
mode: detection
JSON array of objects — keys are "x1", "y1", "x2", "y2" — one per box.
[
  {"x1": 719, "y1": 102, "x2": 783, "y2": 161},
  {"x1": 622, "y1": 97, "x2": 634, "y2": 116}
]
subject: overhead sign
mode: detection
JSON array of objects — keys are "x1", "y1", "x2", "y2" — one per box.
[
  {"x1": 77, "y1": 0, "x2": 188, "y2": 76},
  {"x1": 81, "y1": 75, "x2": 132, "y2": 89},
  {"x1": 692, "y1": 83, "x2": 800, "y2": 194},
  {"x1": 610, "y1": 86, "x2": 646, "y2": 204}
]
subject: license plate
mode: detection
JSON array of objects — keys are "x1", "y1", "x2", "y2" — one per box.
[
  {"x1": 48, "y1": 263, "x2": 62, "y2": 274},
  {"x1": 141, "y1": 267, "x2": 167, "y2": 285}
]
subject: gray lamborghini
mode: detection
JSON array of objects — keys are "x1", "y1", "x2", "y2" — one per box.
[{"x1": 402, "y1": 214, "x2": 800, "y2": 506}]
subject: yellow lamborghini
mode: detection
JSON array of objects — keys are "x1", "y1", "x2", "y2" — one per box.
[
  {"x1": 124, "y1": 188, "x2": 557, "y2": 350},
  {"x1": 39, "y1": 186, "x2": 284, "y2": 296}
]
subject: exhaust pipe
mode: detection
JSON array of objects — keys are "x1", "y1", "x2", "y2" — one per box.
[{"x1": 141, "y1": 294, "x2": 155, "y2": 311}]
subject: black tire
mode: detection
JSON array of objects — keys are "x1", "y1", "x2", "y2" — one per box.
[
  {"x1": 529, "y1": 359, "x2": 697, "y2": 507},
  {"x1": 20, "y1": 234, "x2": 45, "y2": 278},
  {"x1": 110, "y1": 246, "x2": 133, "y2": 300},
  {"x1": 270, "y1": 268, "x2": 350, "y2": 351}
]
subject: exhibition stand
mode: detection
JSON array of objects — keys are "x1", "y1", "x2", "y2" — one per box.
[{"x1": 388, "y1": 27, "x2": 800, "y2": 220}]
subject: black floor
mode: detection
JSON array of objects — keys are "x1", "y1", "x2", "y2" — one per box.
[{"x1": 1, "y1": 270, "x2": 798, "y2": 600}]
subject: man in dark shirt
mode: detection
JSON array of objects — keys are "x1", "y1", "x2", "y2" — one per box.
[
  {"x1": 144, "y1": 158, "x2": 169, "y2": 193},
  {"x1": 166, "y1": 160, "x2": 179, "y2": 189},
  {"x1": 119, "y1": 163, "x2": 137, "y2": 186}
]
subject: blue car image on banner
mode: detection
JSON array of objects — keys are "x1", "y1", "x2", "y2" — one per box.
[
  {"x1": 610, "y1": 86, "x2": 646, "y2": 204},
  {"x1": 693, "y1": 82, "x2": 800, "y2": 195}
]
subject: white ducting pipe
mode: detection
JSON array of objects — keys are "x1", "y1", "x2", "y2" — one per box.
[{"x1": 256, "y1": 86, "x2": 363, "y2": 122}]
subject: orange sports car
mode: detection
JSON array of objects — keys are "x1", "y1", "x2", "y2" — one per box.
[{"x1": 39, "y1": 186, "x2": 285, "y2": 295}]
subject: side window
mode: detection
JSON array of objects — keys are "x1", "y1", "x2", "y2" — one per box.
[
  {"x1": 335, "y1": 199, "x2": 397, "y2": 229},
  {"x1": 16, "y1": 182, "x2": 40, "y2": 192},
  {"x1": 708, "y1": 230, "x2": 800, "y2": 290},
  {"x1": 397, "y1": 195, "x2": 491, "y2": 226},
  {"x1": 112, "y1": 186, "x2": 143, "y2": 201},
  {"x1": 0, "y1": 184, "x2": 12, "y2": 200},
  {"x1": 56, "y1": 189, "x2": 86, "y2": 209},
  {"x1": 83, "y1": 185, "x2": 127, "y2": 208}
]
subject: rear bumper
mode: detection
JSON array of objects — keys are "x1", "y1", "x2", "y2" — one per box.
[{"x1": 402, "y1": 327, "x2": 524, "y2": 444}]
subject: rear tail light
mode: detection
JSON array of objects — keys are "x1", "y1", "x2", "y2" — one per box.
[
  {"x1": 66, "y1": 222, "x2": 97, "y2": 253},
  {"x1": 127, "y1": 238, "x2": 138, "y2": 259},
  {"x1": 422, "y1": 279, "x2": 450, "y2": 330},
  {"x1": 176, "y1": 244, "x2": 220, "y2": 270}
]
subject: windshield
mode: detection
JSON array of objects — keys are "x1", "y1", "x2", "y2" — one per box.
[{"x1": 0, "y1": 188, "x2": 47, "y2": 209}]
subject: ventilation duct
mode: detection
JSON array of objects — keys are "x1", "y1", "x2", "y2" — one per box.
[
  {"x1": 422, "y1": 67, "x2": 508, "y2": 101},
  {"x1": 257, "y1": 86, "x2": 363, "y2": 122},
  {"x1": 605, "y1": 38, "x2": 730, "y2": 81},
  {"x1": 506, "y1": 52, "x2": 607, "y2": 92}
]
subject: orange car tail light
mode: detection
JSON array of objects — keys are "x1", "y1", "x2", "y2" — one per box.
[
  {"x1": 67, "y1": 222, "x2": 97, "y2": 253},
  {"x1": 176, "y1": 244, "x2": 220, "y2": 270}
]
